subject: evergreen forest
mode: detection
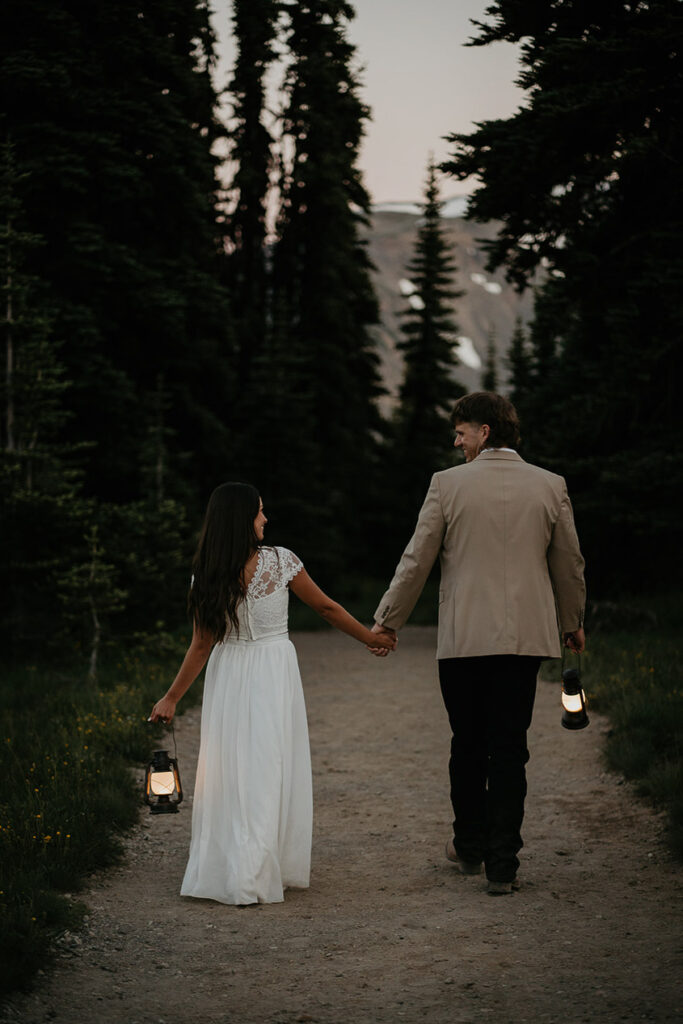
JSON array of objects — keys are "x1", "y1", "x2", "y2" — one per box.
[
  {"x1": 3, "y1": 0, "x2": 682, "y2": 660},
  {"x1": 443, "y1": 0, "x2": 683, "y2": 595}
]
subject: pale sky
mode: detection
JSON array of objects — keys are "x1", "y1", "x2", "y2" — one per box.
[{"x1": 209, "y1": 0, "x2": 525, "y2": 204}]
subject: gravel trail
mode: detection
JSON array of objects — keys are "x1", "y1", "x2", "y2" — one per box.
[{"x1": 3, "y1": 627, "x2": 681, "y2": 1024}]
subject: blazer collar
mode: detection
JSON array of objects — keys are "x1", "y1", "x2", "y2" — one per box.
[{"x1": 475, "y1": 450, "x2": 524, "y2": 463}]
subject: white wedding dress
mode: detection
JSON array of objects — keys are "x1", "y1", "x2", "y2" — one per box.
[{"x1": 180, "y1": 546, "x2": 312, "y2": 905}]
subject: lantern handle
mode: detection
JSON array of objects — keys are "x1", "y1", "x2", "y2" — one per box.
[
  {"x1": 167, "y1": 721, "x2": 178, "y2": 762},
  {"x1": 561, "y1": 644, "x2": 581, "y2": 677},
  {"x1": 148, "y1": 715, "x2": 179, "y2": 761}
]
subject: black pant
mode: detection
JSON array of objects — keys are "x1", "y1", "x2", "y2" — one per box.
[{"x1": 438, "y1": 655, "x2": 541, "y2": 883}]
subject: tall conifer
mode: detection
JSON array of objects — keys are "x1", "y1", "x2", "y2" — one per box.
[
  {"x1": 507, "y1": 316, "x2": 531, "y2": 406},
  {"x1": 482, "y1": 328, "x2": 498, "y2": 391},
  {"x1": 442, "y1": 0, "x2": 683, "y2": 589},
  {"x1": 393, "y1": 158, "x2": 464, "y2": 528},
  {"x1": 2, "y1": 2, "x2": 231, "y2": 641},
  {"x1": 267, "y1": 0, "x2": 384, "y2": 573},
  {"x1": 0, "y1": 141, "x2": 89, "y2": 646},
  {"x1": 2, "y1": 0, "x2": 233, "y2": 504},
  {"x1": 226, "y1": 0, "x2": 280, "y2": 408}
]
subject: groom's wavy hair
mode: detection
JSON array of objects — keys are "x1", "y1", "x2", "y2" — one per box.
[
  {"x1": 450, "y1": 392, "x2": 521, "y2": 449},
  {"x1": 188, "y1": 482, "x2": 262, "y2": 642}
]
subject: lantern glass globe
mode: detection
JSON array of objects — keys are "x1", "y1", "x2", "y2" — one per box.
[
  {"x1": 562, "y1": 690, "x2": 585, "y2": 713},
  {"x1": 150, "y1": 770, "x2": 176, "y2": 797}
]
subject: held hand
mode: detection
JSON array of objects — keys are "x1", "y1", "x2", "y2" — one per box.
[
  {"x1": 563, "y1": 628, "x2": 586, "y2": 654},
  {"x1": 148, "y1": 696, "x2": 177, "y2": 725},
  {"x1": 366, "y1": 623, "x2": 397, "y2": 658}
]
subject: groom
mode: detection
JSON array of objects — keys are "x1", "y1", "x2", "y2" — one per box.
[{"x1": 371, "y1": 392, "x2": 586, "y2": 894}]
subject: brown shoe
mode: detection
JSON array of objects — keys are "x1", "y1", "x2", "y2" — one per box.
[
  {"x1": 445, "y1": 839, "x2": 483, "y2": 875},
  {"x1": 487, "y1": 878, "x2": 520, "y2": 895}
]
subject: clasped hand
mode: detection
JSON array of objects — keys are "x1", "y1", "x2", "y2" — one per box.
[{"x1": 366, "y1": 622, "x2": 397, "y2": 657}]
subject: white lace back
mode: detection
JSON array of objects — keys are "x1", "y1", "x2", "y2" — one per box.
[
  {"x1": 230, "y1": 546, "x2": 303, "y2": 642},
  {"x1": 247, "y1": 546, "x2": 303, "y2": 600}
]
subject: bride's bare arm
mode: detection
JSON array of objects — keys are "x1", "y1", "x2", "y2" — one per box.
[
  {"x1": 289, "y1": 570, "x2": 395, "y2": 650},
  {"x1": 149, "y1": 623, "x2": 215, "y2": 723}
]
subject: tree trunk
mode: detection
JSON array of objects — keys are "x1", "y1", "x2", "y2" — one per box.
[
  {"x1": 87, "y1": 548, "x2": 100, "y2": 682},
  {"x1": 5, "y1": 235, "x2": 14, "y2": 451}
]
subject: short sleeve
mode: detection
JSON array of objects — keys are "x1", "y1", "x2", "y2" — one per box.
[{"x1": 276, "y1": 547, "x2": 304, "y2": 586}]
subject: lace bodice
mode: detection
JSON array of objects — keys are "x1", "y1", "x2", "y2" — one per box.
[{"x1": 229, "y1": 546, "x2": 303, "y2": 642}]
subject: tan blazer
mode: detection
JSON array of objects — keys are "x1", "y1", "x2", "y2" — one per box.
[{"x1": 374, "y1": 450, "x2": 585, "y2": 659}]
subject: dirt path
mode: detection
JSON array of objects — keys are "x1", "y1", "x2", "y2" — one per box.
[{"x1": 3, "y1": 627, "x2": 681, "y2": 1024}]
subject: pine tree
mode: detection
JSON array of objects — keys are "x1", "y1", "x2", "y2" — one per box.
[
  {"x1": 57, "y1": 525, "x2": 127, "y2": 681},
  {"x1": 226, "y1": 0, "x2": 280, "y2": 410},
  {"x1": 2, "y1": 3, "x2": 234, "y2": 643},
  {"x1": 393, "y1": 158, "x2": 464, "y2": 528},
  {"x1": 2, "y1": 0, "x2": 234, "y2": 505},
  {"x1": 267, "y1": 0, "x2": 384, "y2": 575},
  {"x1": 1, "y1": 143, "x2": 67, "y2": 477},
  {"x1": 235, "y1": 298, "x2": 322, "y2": 563},
  {"x1": 482, "y1": 328, "x2": 497, "y2": 391},
  {"x1": 441, "y1": 0, "x2": 683, "y2": 590},
  {"x1": 139, "y1": 373, "x2": 172, "y2": 508},
  {"x1": 506, "y1": 317, "x2": 531, "y2": 407},
  {"x1": 0, "y1": 141, "x2": 90, "y2": 648}
]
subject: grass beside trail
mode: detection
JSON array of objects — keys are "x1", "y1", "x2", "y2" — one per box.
[
  {"x1": 0, "y1": 631, "x2": 195, "y2": 996},
  {"x1": 582, "y1": 635, "x2": 683, "y2": 856},
  {"x1": 557, "y1": 596, "x2": 683, "y2": 858},
  {"x1": 2, "y1": 587, "x2": 680, "y2": 999}
]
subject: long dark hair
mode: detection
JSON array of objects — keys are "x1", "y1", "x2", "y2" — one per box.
[{"x1": 188, "y1": 482, "x2": 261, "y2": 642}]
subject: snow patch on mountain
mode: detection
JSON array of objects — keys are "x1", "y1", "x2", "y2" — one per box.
[
  {"x1": 373, "y1": 195, "x2": 469, "y2": 219},
  {"x1": 373, "y1": 202, "x2": 423, "y2": 215},
  {"x1": 470, "y1": 272, "x2": 502, "y2": 295},
  {"x1": 441, "y1": 196, "x2": 469, "y2": 218},
  {"x1": 454, "y1": 337, "x2": 482, "y2": 370}
]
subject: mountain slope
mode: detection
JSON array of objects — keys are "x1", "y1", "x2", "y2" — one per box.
[{"x1": 366, "y1": 207, "x2": 533, "y2": 408}]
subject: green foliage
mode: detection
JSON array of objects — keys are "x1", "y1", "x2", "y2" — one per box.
[
  {"x1": 0, "y1": 141, "x2": 70, "y2": 475},
  {"x1": 98, "y1": 498, "x2": 191, "y2": 633},
  {"x1": 2, "y1": 0, "x2": 444, "y2": 650},
  {"x1": 396, "y1": 158, "x2": 463, "y2": 438},
  {"x1": 1, "y1": 1, "x2": 234, "y2": 655},
  {"x1": 0, "y1": 634, "x2": 195, "y2": 996},
  {"x1": 442, "y1": 0, "x2": 683, "y2": 594},
  {"x1": 580, "y1": 600, "x2": 683, "y2": 858},
  {"x1": 390, "y1": 157, "x2": 464, "y2": 541},
  {"x1": 226, "y1": 0, "x2": 279, "y2": 408},
  {"x1": 57, "y1": 525, "x2": 128, "y2": 681},
  {"x1": 506, "y1": 316, "x2": 531, "y2": 406},
  {"x1": 258, "y1": 0, "x2": 384, "y2": 581},
  {"x1": 482, "y1": 328, "x2": 497, "y2": 392},
  {"x1": 2, "y1": 0, "x2": 234, "y2": 504},
  {"x1": 0, "y1": 139, "x2": 94, "y2": 650}
]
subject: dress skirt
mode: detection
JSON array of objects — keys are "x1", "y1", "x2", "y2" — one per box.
[{"x1": 180, "y1": 634, "x2": 312, "y2": 905}]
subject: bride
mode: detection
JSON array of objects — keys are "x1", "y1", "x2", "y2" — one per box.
[{"x1": 149, "y1": 482, "x2": 394, "y2": 905}]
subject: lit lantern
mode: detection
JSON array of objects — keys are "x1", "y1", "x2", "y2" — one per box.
[
  {"x1": 145, "y1": 749, "x2": 183, "y2": 814},
  {"x1": 561, "y1": 667, "x2": 589, "y2": 730}
]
